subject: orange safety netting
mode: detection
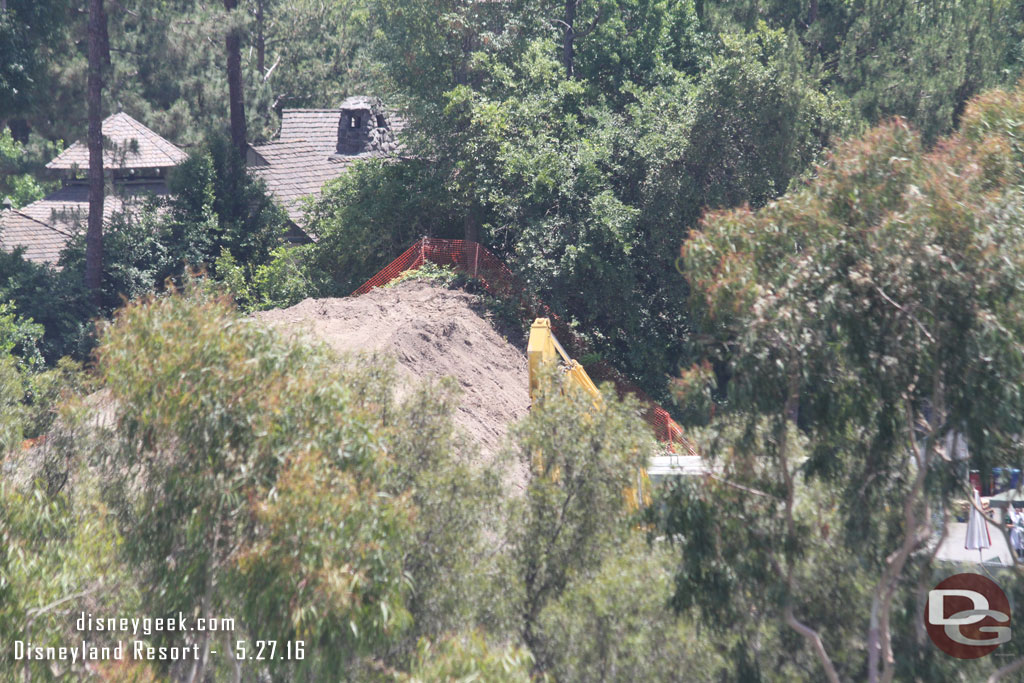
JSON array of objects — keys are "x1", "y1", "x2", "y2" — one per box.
[
  {"x1": 353, "y1": 239, "x2": 522, "y2": 298},
  {"x1": 352, "y1": 238, "x2": 696, "y2": 454}
]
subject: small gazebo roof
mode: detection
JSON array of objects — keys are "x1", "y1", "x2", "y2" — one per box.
[{"x1": 46, "y1": 112, "x2": 187, "y2": 172}]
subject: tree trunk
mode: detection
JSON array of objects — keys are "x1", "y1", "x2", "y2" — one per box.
[
  {"x1": 562, "y1": 0, "x2": 577, "y2": 79},
  {"x1": 463, "y1": 209, "x2": 479, "y2": 243},
  {"x1": 868, "y1": 399, "x2": 937, "y2": 683},
  {"x1": 85, "y1": 0, "x2": 105, "y2": 304},
  {"x1": 224, "y1": 0, "x2": 247, "y2": 157},
  {"x1": 256, "y1": 0, "x2": 265, "y2": 75},
  {"x1": 100, "y1": 3, "x2": 111, "y2": 66}
]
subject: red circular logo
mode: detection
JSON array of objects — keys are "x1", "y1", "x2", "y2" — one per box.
[{"x1": 925, "y1": 573, "x2": 1011, "y2": 658}]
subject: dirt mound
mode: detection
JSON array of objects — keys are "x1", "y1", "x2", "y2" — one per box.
[{"x1": 256, "y1": 280, "x2": 530, "y2": 485}]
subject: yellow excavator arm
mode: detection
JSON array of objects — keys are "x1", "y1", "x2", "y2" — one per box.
[
  {"x1": 527, "y1": 318, "x2": 650, "y2": 509},
  {"x1": 527, "y1": 318, "x2": 600, "y2": 402}
]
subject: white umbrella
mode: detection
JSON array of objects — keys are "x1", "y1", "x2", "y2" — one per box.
[{"x1": 965, "y1": 489, "x2": 992, "y2": 563}]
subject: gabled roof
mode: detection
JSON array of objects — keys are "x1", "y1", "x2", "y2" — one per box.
[
  {"x1": 46, "y1": 112, "x2": 187, "y2": 172},
  {"x1": 0, "y1": 181, "x2": 170, "y2": 265}
]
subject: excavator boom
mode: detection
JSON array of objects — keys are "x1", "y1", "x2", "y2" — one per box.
[
  {"x1": 527, "y1": 318, "x2": 600, "y2": 402},
  {"x1": 528, "y1": 318, "x2": 650, "y2": 508}
]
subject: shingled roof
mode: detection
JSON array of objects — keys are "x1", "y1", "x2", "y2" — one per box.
[
  {"x1": 0, "y1": 210, "x2": 73, "y2": 264},
  {"x1": 0, "y1": 181, "x2": 170, "y2": 265},
  {"x1": 46, "y1": 112, "x2": 187, "y2": 172},
  {"x1": 277, "y1": 110, "x2": 343, "y2": 147},
  {"x1": 248, "y1": 142, "x2": 358, "y2": 226},
  {"x1": 248, "y1": 100, "x2": 407, "y2": 230},
  {"x1": 276, "y1": 106, "x2": 409, "y2": 145}
]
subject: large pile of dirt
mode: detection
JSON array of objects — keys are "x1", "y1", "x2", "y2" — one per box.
[{"x1": 256, "y1": 280, "x2": 530, "y2": 483}]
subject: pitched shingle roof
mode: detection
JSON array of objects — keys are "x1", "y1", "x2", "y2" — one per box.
[
  {"x1": 249, "y1": 142, "x2": 359, "y2": 226},
  {"x1": 249, "y1": 106, "x2": 407, "y2": 229},
  {"x1": 277, "y1": 110, "x2": 342, "y2": 147},
  {"x1": 0, "y1": 181, "x2": 170, "y2": 265},
  {"x1": 46, "y1": 112, "x2": 187, "y2": 172},
  {"x1": 0, "y1": 210, "x2": 73, "y2": 265}
]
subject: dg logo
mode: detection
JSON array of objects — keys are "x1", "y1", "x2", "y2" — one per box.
[{"x1": 925, "y1": 573, "x2": 1011, "y2": 659}]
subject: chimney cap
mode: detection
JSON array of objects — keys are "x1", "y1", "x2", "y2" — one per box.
[
  {"x1": 1, "y1": 197, "x2": 12, "y2": 211},
  {"x1": 339, "y1": 95, "x2": 378, "y2": 111}
]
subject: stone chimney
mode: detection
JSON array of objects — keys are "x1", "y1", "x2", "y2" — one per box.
[{"x1": 336, "y1": 96, "x2": 396, "y2": 155}]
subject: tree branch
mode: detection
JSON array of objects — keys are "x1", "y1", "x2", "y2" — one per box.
[
  {"x1": 874, "y1": 285, "x2": 935, "y2": 344},
  {"x1": 263, "y1": 53, "x2": 281, "y2": 82},
  {"x1": 707, "y1": 473, "x2": 780, "y2": 500},
  {"x1": 988, "y1": 656, "x2": 1024, "y2": 682},
  {"x1": 775, "y1": 368, "x2": 841, "y2": 681},
  {"x1": 26, "y1": 585, "x2": 99, "y2": 623},
  {"x1": 869, "y1": 400, "x2": 932, "y2": 683},
  {"x1": 879, "y1": 372, "x2": 947, "y2": 683},
  {"x1": 24, "y1": 585, "x2": 100, "y2": 683},
  {"x1": 786, "y1": 607, "x2": 842, "y2": 683},
  {"x1": 576, "y1": 7, "x2": 604, "y2": 39}
]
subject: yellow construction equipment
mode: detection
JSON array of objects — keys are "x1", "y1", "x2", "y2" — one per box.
[
  {"x1": 527, "y1": 318, "x2": 600, "y2": 403},
  {"x1": 527, "y1": 318, "x2": 650, "y2": 509}
]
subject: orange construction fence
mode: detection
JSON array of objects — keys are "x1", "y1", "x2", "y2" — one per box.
[{"x1": 352, "y1": 238, "x2": 696, "y2": 455}]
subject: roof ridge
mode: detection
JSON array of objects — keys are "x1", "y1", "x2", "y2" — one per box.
[
  {"x1": 10, "y1": 207, "x2": 74, "y2": 238},
  {"x1": 253, "y1": 138, "x2": 322, "y2": 146},
  {"x1": 114, "y1": 112, "x2": 183, "y2": 165},
  {"x1": 45, "y1": 111, "x2": 186, "y2": 170}
]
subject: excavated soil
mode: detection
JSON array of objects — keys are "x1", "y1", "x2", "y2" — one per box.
[{"x1": 255, "y1": 280, "x2": 531, "y2": 489}]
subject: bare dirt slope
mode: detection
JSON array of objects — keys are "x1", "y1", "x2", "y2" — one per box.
[{"x1": 256, "y1": 280, "x2": 530, "y2": 480}]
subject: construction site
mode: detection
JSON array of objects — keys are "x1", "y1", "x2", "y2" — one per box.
[
  {"x1": 7, "y1": 2, "x2": 1024, "y2": 677},
  {"x1": 258, "y1": 238, "x2": 703, "y2": 488}
]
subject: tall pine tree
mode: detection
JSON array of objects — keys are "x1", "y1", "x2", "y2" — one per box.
[
  {"x1": 85, "y1": 0, "x2": 105, "y2": 302},
  {"x1": 224, "y1": 0, "x2": 247, "y2": 157}
]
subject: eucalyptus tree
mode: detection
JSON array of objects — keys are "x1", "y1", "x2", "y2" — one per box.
[{"x1": 666, "y1": 83, "x2": 1024, "y2": 681}]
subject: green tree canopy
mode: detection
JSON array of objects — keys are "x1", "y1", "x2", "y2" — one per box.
[
  {"x1": 706, "y1": 0, "x2": 1022, "y2": 142},
  {"x1": 0, "y1": 0, "x2": 70, "y2": 122},
  {"x1": 348, "y1": 21, "x2": 847, "y2": 398},
  {"x1": 665, "y1": 81, "x2": 1024, "y2": 681}
]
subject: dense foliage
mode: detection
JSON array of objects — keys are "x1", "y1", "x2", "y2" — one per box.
[
  {"x1": 705, "y1": 0, "x2": 1023, "y2": 143},
  {"x1": 0, "y1": 0, "x2": 69, "y2": 124},
  {"x1": 1, "y1": 135, "x2": 289, "y2": 355},
  {"x1": 336, "y1": 0, "x2": 1023, "y2": 398},
  {"x1": 302, "y1": 158, "x2": 462, "y2": 296},
  {"x1": 3, "y1": 0, "x2": 1022, "y2": 400},
  {"x1": 5, "y1": 1, "x2": 1024, "y2": 681},
  {"x1": 663, "y1": 79, "x2": 1024, "y2": 681},
  {"x1": 2, "y1": 287, "x2": 694, "y2": 680},
  {"x1": 0, "y1": 249, "x2": 93, "y2": 362},
  {"x1": 0, "y1": 129, "x2": 56, "y2": 209},
  {"x1": 2, "y1": 0, "x2": 377, "y2": 147}
]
